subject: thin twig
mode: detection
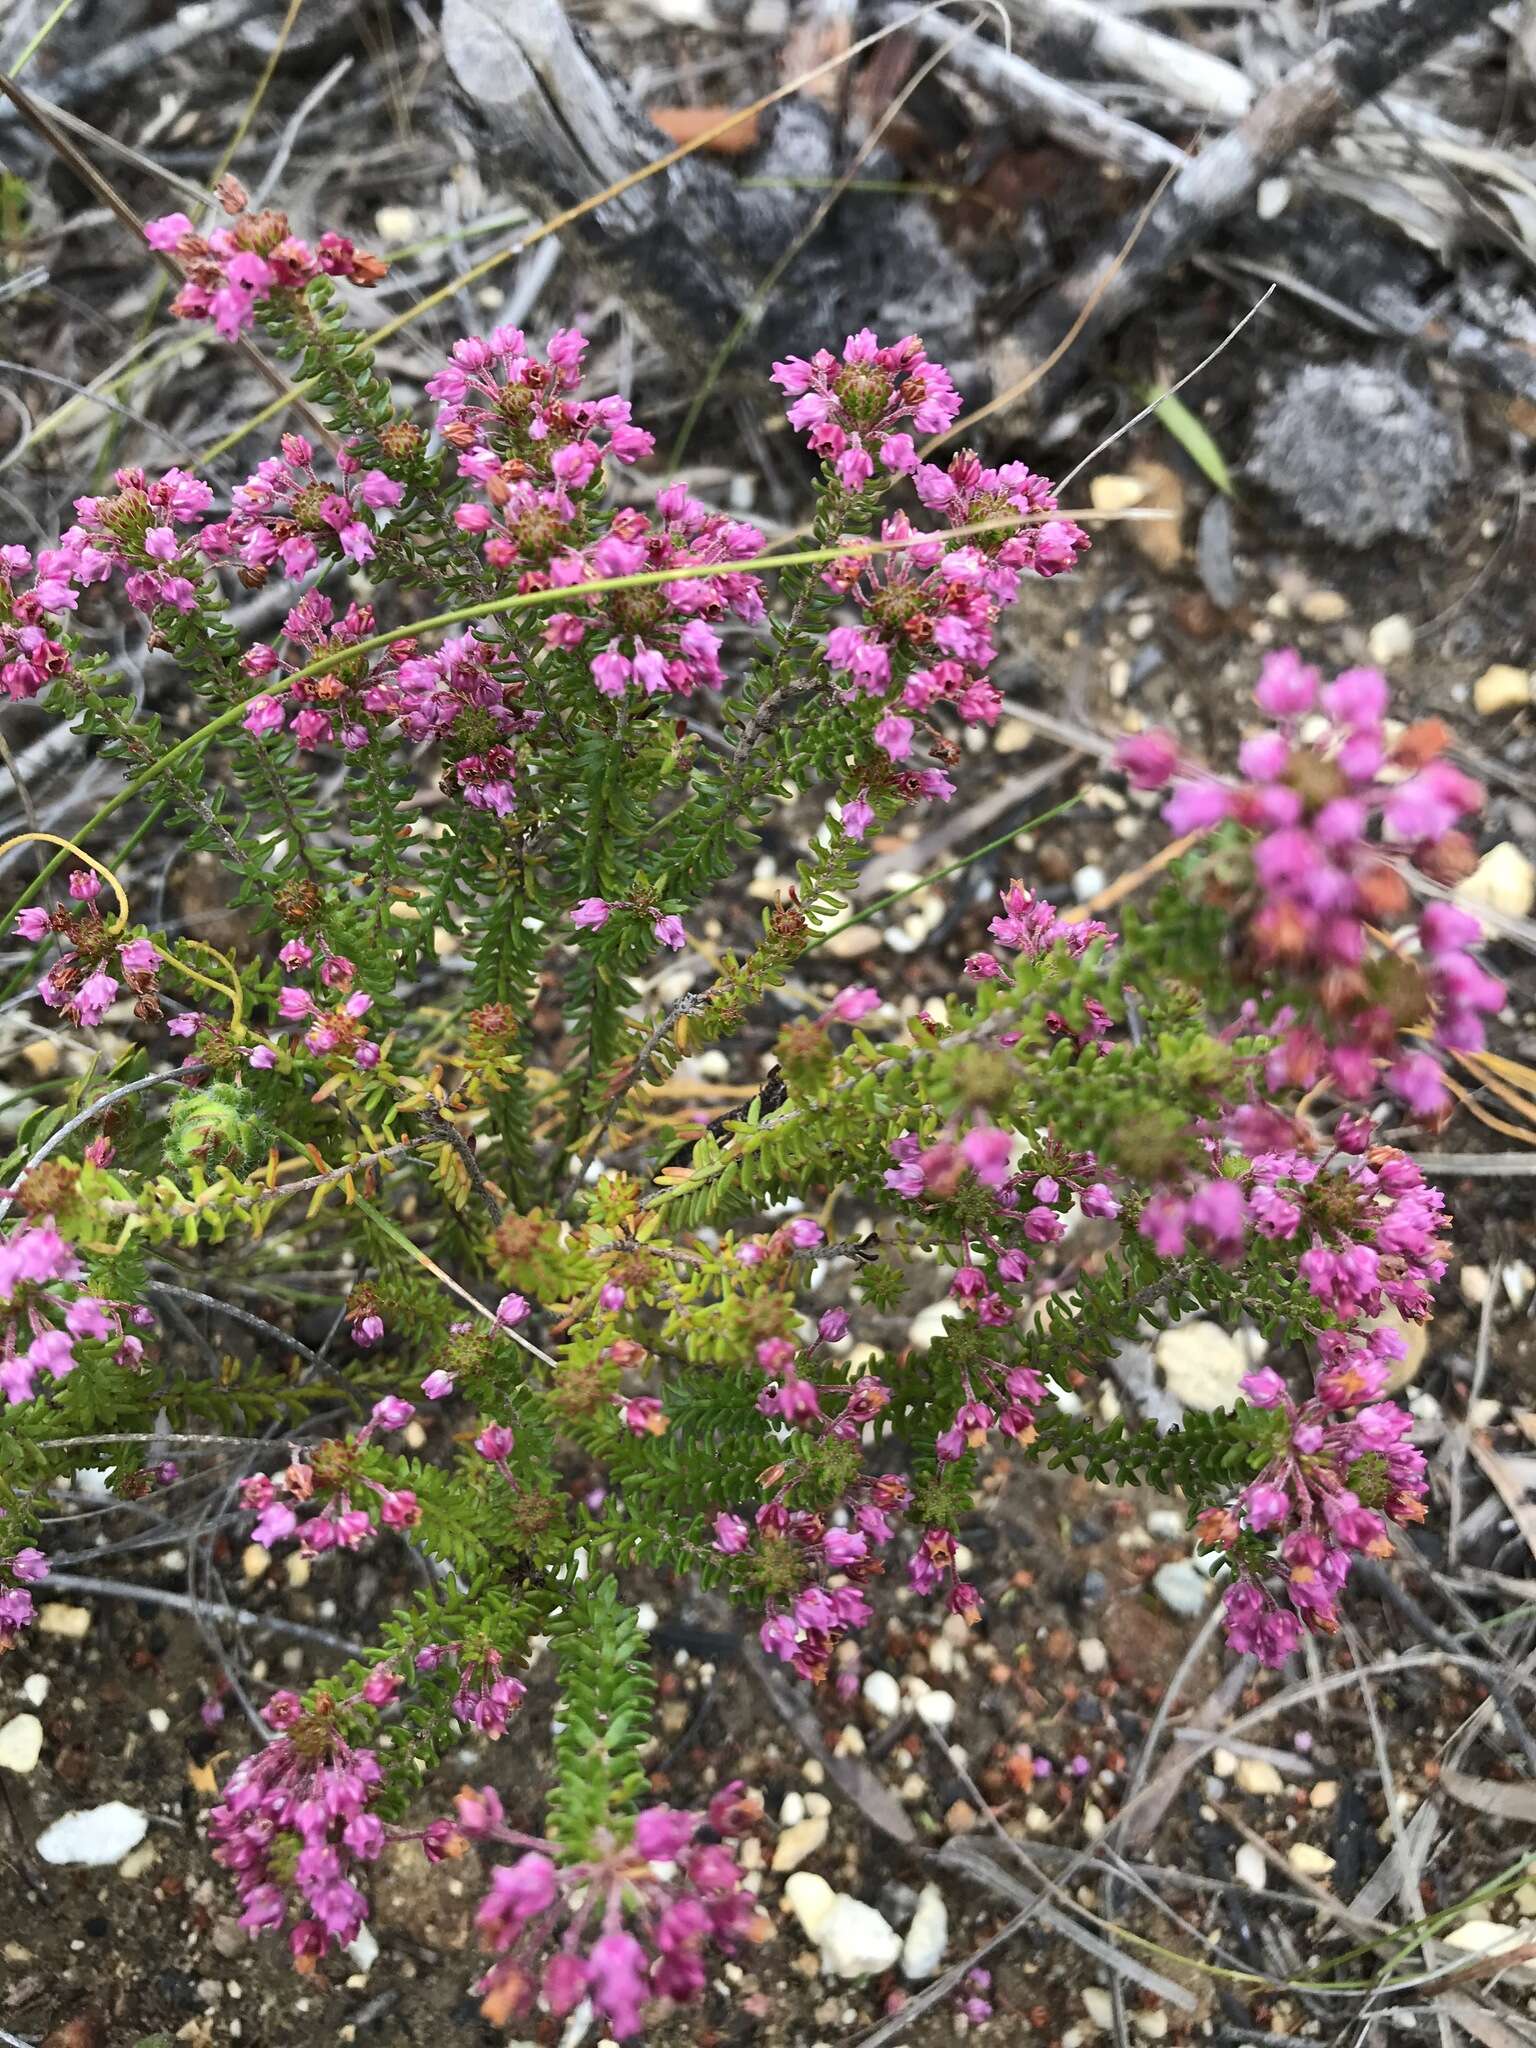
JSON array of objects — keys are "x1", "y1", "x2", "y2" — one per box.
[{"x1": 38, "y1": 1570, "x2": 369, "y2": 1654}]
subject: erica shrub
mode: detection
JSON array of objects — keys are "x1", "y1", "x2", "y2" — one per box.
[{"x1": 0, "y1": 189, "x2": 1503, "y2": 2033}]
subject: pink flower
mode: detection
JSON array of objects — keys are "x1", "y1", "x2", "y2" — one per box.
[
  {"x1": 360, "y1": 470, "x2": 403, "y2": 510},
  {"x1": 495, "y1": 1292, "x2": 529, "y2": 1327},
  {"x1": 1115, "y1": 728, "x2": 1178, "y2": 789},
  {"x1": 571, "y1": 898, "x2": 611, "y2": 929},
  {"x1": 652, "y1": 914, "x2": 686, "y2": 950}
]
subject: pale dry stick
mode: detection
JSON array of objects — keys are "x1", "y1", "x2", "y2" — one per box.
[
  {"x1": 896, "y1": 6, "x2": 1185, "y2": 175},
  {"x1": 146, "y1": 1281, "x2": 325, "y2": 1370},
  {"x1": 976, "y1": 0, "x2": 1504, "y2": 431},
  {"x1": 1003, "y1": 0, "x2": 1254, "y2": 121},
  {"x1": 41, "y1": 1569, "x2": 367, "y2": 1656},
  {"x1": 5, "y1": 98, "x2": 209, "y2": 204}
]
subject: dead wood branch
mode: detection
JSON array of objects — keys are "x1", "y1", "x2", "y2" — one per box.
[{"x1": 988, "y1": 0, "x2": 1504, "y2": 422}]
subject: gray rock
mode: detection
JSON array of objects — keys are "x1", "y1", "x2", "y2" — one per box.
[
  {"x1": 1247, "y1": 361, "x2": 1466, "y2": 545},
  {"x1": 1153, "y1": 1560, "x2": 1212, "y2": 1618}
]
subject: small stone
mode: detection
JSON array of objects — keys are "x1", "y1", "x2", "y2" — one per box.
[
  {"x1": 1367, "y1": 614, "x2": 1414, "y2": 668},
  {"x1": 37, "y1": 1602, "x2": 91, "y2": 1640},
  {"x1": 861, "y1": 1670, "x2": 902, "y2": 1720},
  {"x1": 147, "y1": 1709, "x2": 170, "y2": 1736},
  {"x1": 1288, "y1": 1843, "x2": 1336, "y2": 1877},
  {"x1": 1473, "y1": 664, "x2": 1531, "y2": 717},
  {"x1": 1235, "y1": 1758, "x2": 1285, "y2": 1797},
  {"x1": 1089, "y1": 475, "x2": 1147, "y2": 515},
  {"x1": 1157, "y1": 1321, "x2": 1247, "y2": 1411},
  {"x1": 1506, "y1": 1261, "x2": 1535, "y2": 1312},
  {"x1": 1083, "y1": 1986, "x2": 1115, "y2": 2027},
  {"x1": 817, "y1": 1896, "x2": 902, "y2": 1978},
  {"x1": 241, "y1": 1544, "x2": 270, "y2": 1583},
  {"x1": 1445, "y1": 1919, "x2": 1523, "y2": 1956},
  {"x1": 1078, "y1": 1637, "x2": 1108, "y2": 1676},
  {"x1": 900, "y1": 1884, "x2": 948, "y2": 1981},
  {"x1": 1072, "y1": 864, "x2": 1106, "y2": 903},
  {"x1": 1256, "y1": 176, "x2": 1290, "y2": 219},
  {"x1": 772, "y1": 1817, "x2": 829, "y2": 1873},
  {"x1": 1134, "y1": 2011, "x2": 1169, "y2": 2041},
  {"x1": 1211, "y1": 1748, "x2": 1237, "y2": 1778},
  {"x1": 785, "y1": 1872, "x2": 837, "y2": 1943},
  {"x1": 833, "y1": 1724, "x2": 866, "y2": 1758},
  {"x1": 1461, "y1": 1264, "x2": 1491, "y2": 1307},
  {"x1": 1146, "y1": 1508, "x2": 1185, "y2": 1542},
  {"x1": 346, "y1": 1924, "x2": 379, "y2": 1973},
  {"x1": 1235, "y1": 1842, "x2": 1268, "y2": 1890},
  {"x1": 1460, "y1": 842, "x2": 1536, "y2": 921},
  {"x1": 1153, "y1": 1560, "x2": 1211, "y2": 1617},
  {"x1": 944, "y1": 1799, "x2": 979, "y2": 1835},
  {"x1": 779, "y1": 1791, "x2": 806, "y2": 1827},
  {"x1": 822, "y1": 923, "x2": 882, "y2": 961},
  {"x1": 1298, "y1": 590, "x2": 1349, "y2": 624},
  {"x1": 913, "y1": 1690, "x2": 955, "y2": 1732},
  {"x1": 0, "y1": 1713, "x2": 44, "y2": 1774},
  {"x1": 1309, "y1": 1780, "x2": 1339, "y2": 1810},
  {"x1": 118, "y1": 1841, "x2": 159, "y2": 1881},
  {"x1": 36, "y1": 1802, "x2": 149, "y2": 1867},
  {"x1": 22, "y1": 1674, "x2": 49, "y2": 1707}
]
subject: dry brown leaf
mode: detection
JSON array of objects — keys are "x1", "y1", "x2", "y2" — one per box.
[{"x1": 646, "y1": 105, "x2": 761, "y2": 156}]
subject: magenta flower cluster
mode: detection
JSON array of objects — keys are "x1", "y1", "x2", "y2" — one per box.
[
  {"x1": 459, "y1": 1781, "x2": 763, "y2": 2036},
  {"x1": 0, "y1": 1543, "x2": 48, "y2": 1651},
  {"x1": 147, "y1": 205, "x2": 386, "y2": 339},
  {"x1": 0, "y1": 1217, "x2": 149, "y2": 1406},
  {"x1": 1120, "y1": 653, "x2": 1504, "y2": 1117},
  {"x1": 16, "y1": 868, "x2": 162, "y2": 1029},
  {"x1": 209, "y1": 1687, "x2": 395, "y2": 1961}
]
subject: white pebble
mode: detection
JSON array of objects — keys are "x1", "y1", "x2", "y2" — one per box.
[
  {"x1": 1459, "y1": 842, "x2": 1535, "y2": 921},
  {"x1": 147, "y1": 1708, "x2": 170, "y2": 1735},
  {"x1": 900, "y1": 1884, "x2": 949, "y2": 1980},
  {"x1": 1078, "y1": 1637, "x2": 1107, "y2": 1675},
  {"x1": 771, "y1": 1817, "x2": 828, "y2": 1873},
  {"x1": 913, "y1": 1690, "x2": 956, "y2": 1732},
  {"x1": 816, "y1": 1895, "x2": 903, "y2": 1978},
  {"x1": 1235, "y1": 1842, "x2": 1268, "y2": 1890},
  {"x1": 1287, "y1": 1843, "x2": 1335, "y2": 1877},
  {"x1": 861, "y1": 1670, "x2": 902, "y2": 1719},
  {"x1": 21, "y1": 1674, "x2": 48, "y2": 1707},
  {"x1": 1072, "y1": 864, "x2": 1106, "y2": 903},
  {"x1": 785, "y1": 1871, "x2": 837, "y2": 1942},
  {"x1": 0, "y1": 1713, "x2": 43, "y2": 1775},
  {"x1": 1235, "y1": 1758, "x2": 1285, "y2": 1797},
  {"x1": 36, "y1": 1801, "x2": 149, "y2": 1867},
  {"x1": 36, "y1": 1602, "x2": 91, "y2": 1639},
  {"x1": 1156, "y1": 1321, "x2": 1248, "y2": 1411},
  {"x1": 1367, "y1": 614, "x2": 1414, "y2": 668}
]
